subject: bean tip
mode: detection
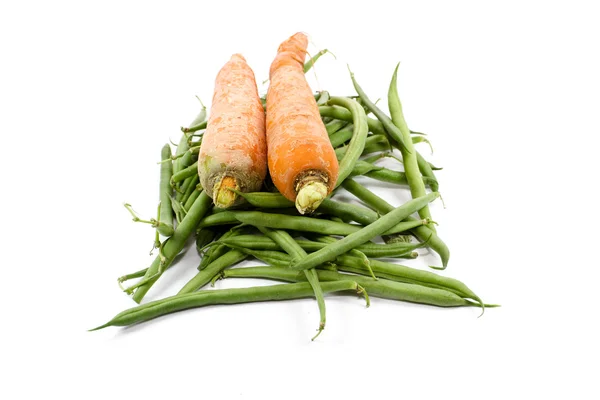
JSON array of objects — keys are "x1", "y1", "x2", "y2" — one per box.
[{"x1": 88, "y1": 323, "x2": 110, "y2": 332}]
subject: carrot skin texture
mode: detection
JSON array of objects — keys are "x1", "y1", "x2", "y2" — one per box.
[
  {"x1": 266, "y1": 33, "x2": 339, "y2": 210},
  {"x1": 198, "y1": 54, "x2": 267, "y2": 208}
]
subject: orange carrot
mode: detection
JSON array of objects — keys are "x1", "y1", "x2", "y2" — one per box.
[
  {"x1": 266, "y1": 33, "x2": 339, "y2": 214},
  {"x1": 198, "y1": 54, "x2": 267, "y2": 208}
]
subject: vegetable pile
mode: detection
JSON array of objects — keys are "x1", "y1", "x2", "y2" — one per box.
[{"x1": 92, "y1": 33, "x2": 494, "y2": 338}]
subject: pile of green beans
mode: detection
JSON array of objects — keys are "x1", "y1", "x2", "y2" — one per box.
[{"x1": 95, "y1": 52, "x2": 494, "y2": 338}]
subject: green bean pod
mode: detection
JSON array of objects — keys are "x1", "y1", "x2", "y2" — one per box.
[
  {"x1": 319, "y1": 106, "x2": 386, "y2": 136},
  {"x1": 183, "y1": 186, "x2": 202, "y2": 211},
  {"x1": 387, "y1": 64, "x2": 435, "y2": 231},
  {"x1": 220, "y1": 267, "x2": 474, "y2": 308},
  {"x1": 291, "y1": 192, "x2": 439, "y2": 271},
  {"x1": 364, "y1": 167, "x2": 436, "y2": 188},
  {"x1": 328, "y1": 124, "x2": 354, "y2": 147},
  {"x1": 199, "y1": 210, "x2": 428, "y2": 236},
  {"x1": 93, "y1": 280, "x2": 367, "y2": 331},
  {"x1": 335, "y1": 256, "x2": 481, "y2": 305},
  {"x1": 216, "y1": 235, "x2": 421, "y2": 259},
  {"x1": 172, "y1": 161, "x2": 199, "y2": 184},
  {"x1": 180, "y1": 175, "x2": 199, "y2": 206},
  {"x1": 325, "y1": 119, "x2": 348, "y2": 135},
  {"x1": 178, "y1": 249, "x2": 247, "y2": 294},
  {"x1": 326, "y1": 97, "x2": 369, "y2": 187},
  {"x1": 157, "y1": 144, "x2": 175, "y2": 237}
]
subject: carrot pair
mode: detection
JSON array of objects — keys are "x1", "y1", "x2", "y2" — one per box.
[{"x1": 198, "y1": 33, "x2": 338, "y2": 213}]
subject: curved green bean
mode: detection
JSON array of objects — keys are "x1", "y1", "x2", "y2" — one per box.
[
  {"x1": 219, "y1": 267, "x2": 474, "y2": 308},
  {"x1": 350, "y1": 69, "x2": 409, "y2": 153},
  {"x1": 327, "y1": 97, "x2": 369, "y2": 187},
  {"x1": 92, "y1": 280, "x2": 368, "y2": 331},
  {"x1": 387, "y1": 64, "x2": 435, "y2": 231}
]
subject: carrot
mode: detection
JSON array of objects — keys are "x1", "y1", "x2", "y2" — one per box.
[
  {"x1": 198, "y1": 54, "x2": 267, "y2": 208},
  {"x1": 266, "y1": 33, "x2": 339, "y2": 214}
]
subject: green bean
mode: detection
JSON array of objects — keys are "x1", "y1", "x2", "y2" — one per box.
[
  {"x1": 364, "y1": 167, "x2": 436, "y2": 188},
  {"x1": 181, "y1": 120, "x2": 207, "y2": 134},
  {"x1": 157, "y1": 144, "x2": 175, "y2": 237},
  {"x1": 311, "y1": 235, "x2": 377, "y2": 279},
  {"x1": 230, "y1": 189, "x2": 294, "y2": 208},
  {"x1": 361, "y1": 141, "x2": 392, "y2": 156},
  {"x1": 319, "y1": 106, "x2": 386, "y2": 136},
  {"x1": 335, "y1": 134, "x2": 389, "y2": 158},
  {"x1": 127, "y1": 191, "x2": 213, "y2": 303},
  {"x1": 200, "y1": 210, "x2": 428, "y2": 236},
  {"x1": 304, "y1": 49, "x2": 334, "y2": 74},
  {"x1": 197, "y1": 225, "x2": 248, "y2": 270},
  {"x1": 183, "y1": 186, "x2": 201, "y2": 211},
  {"x1": 178, "y1": 249, "x2": 247, "y2": 294},
  {"x1": 342, "y1": 179, "x2": 449, "y2": 268},
  {"x1": 257, "y1": 227, "x2": 327, "y2": 339},
  {"x1": 180, "y1": 175, "x2": 199, "y2": 206},
  {"x1": 218, "y1": 234, "x2": 420, "y2": 259},
  {"x1": 325, "y1": 119, "x2": 348, "y2": 135},
  {"x1": 387, "y1": 65, "x2": 435, "y2": 231},
  {"x1": 416, "y1": 152, "x2": 439, "y2": 191},
  {"x1": 326, "y1": 97, "x2": 368, "y2": 187},
  {"x1": 328, "y1": 124, "x2": 355, "y2": 148},
  {"x1": 92, "y1": 280, "x2": 368, "y2": 331},
  {"x1": 172, "y1": 161, "x2": 199, "y2": 184},
  {"x1": 318, "y1": 198, "x2": 379, "y2": 225},
  {"x1": 335, "y1": 256, "x2": 481, "y2": 306},
  {"x1": 291, "y1": 192, "x2": 439, "y2": 271},
  {"x1": 348, "y1": 160, "x2": 383, "y2": 177},
  {"x1": 219, "y1": 267, "x2": 474, "y2": 308},
  {"x1": 350, "y1": 69, "x2": 409, "y2": 153}
]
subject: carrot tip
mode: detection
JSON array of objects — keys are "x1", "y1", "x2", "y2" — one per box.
[
  {"x1": 213, "y1": 176, "x2": 239, "y2": 209},
  {"x1": 296, "y1": 181, "x2": 328, "y2": 214}
]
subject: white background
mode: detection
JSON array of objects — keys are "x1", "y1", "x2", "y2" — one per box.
[{"x1": 1, "y1": 0, "x2": 599, "y2": 399}]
